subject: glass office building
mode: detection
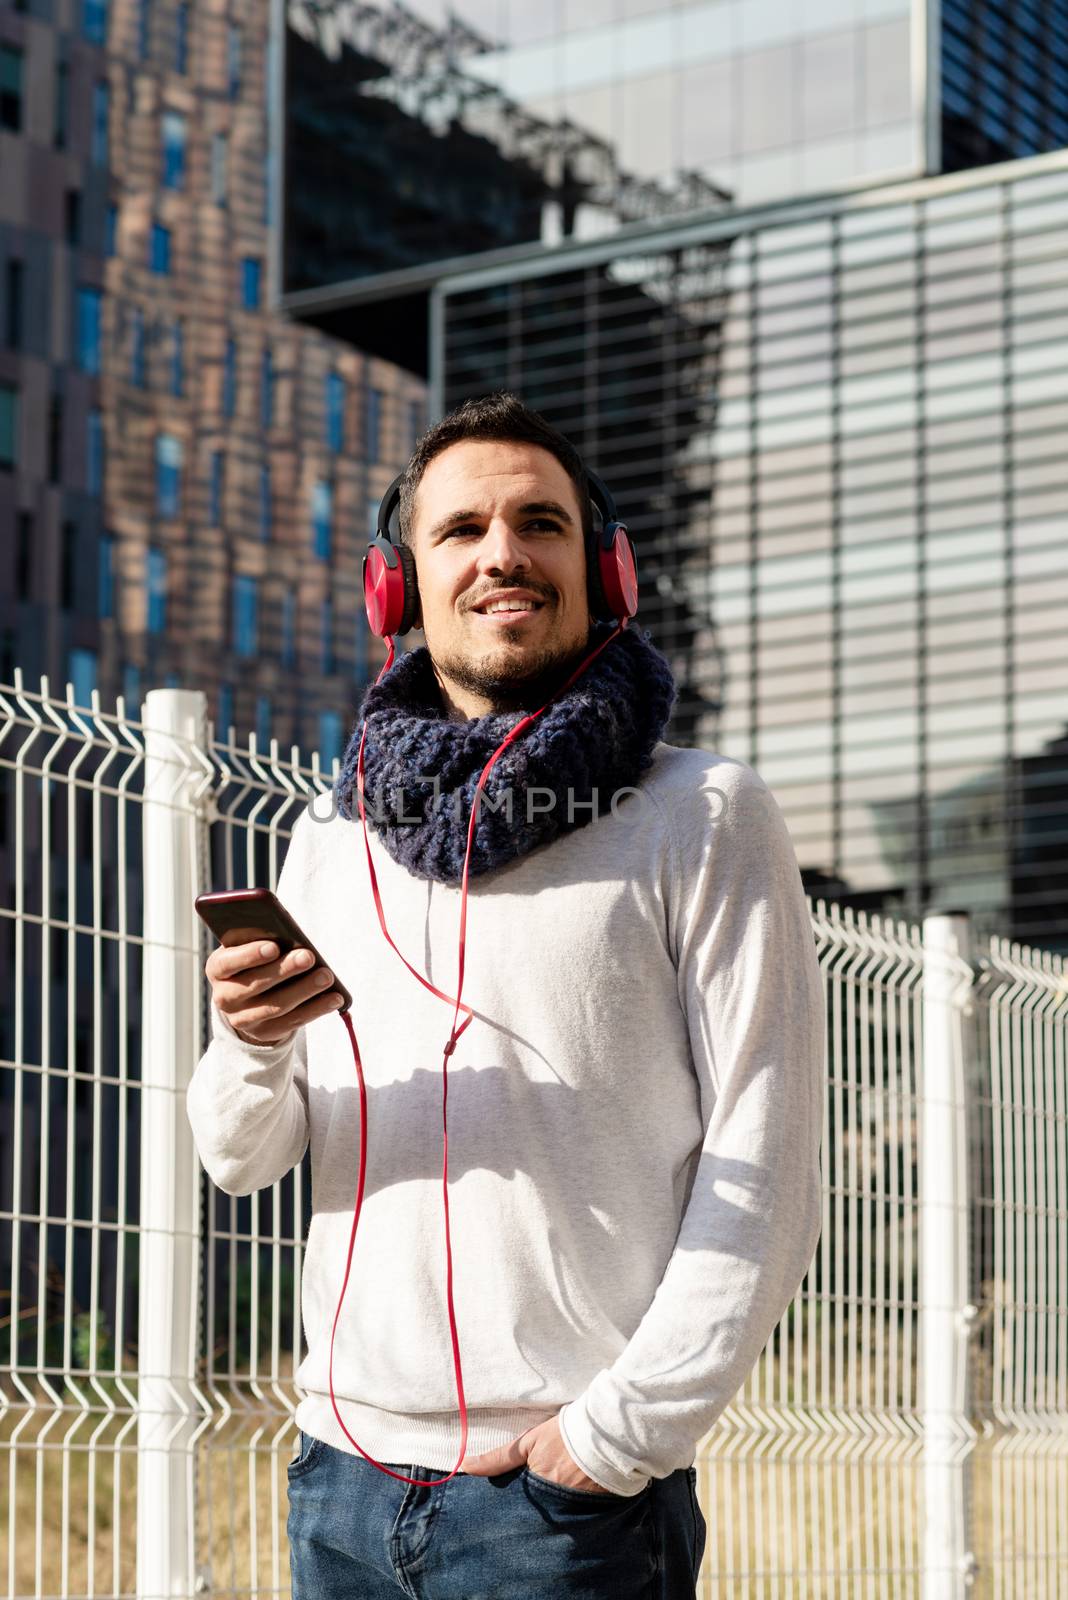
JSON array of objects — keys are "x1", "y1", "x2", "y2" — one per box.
[
  {"x1": 282, "y1": 0, "x2": 922, "y2": 300},
  {"x1": 433, "y1": 153, "x2": 1068, "y2": 949},
  {"x1": 277, "y1": 2, "x2": 1068, "y2": 948},
  {"x1": 941, "y1": 0, "x2": 1068, "y2": 169},
  {"x1": 0, "y1": 0, "x2": 427, "y2": 752},
  {"x1": 281, "y1": 0, "x2": 1068, "y2": 355}
]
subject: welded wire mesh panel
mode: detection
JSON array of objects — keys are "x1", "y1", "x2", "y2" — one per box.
[
  {"x1": 0, "y1": 679, "x2": 333, "y2": 1599},
  {"x1": 190, "y1": 727, "x2": 337, "y2": 1598},
  {"x1": 0, "y1": 674, "x2": 145, "y2": 1597},
  {"x1": 683, "y1": 902, "x2": 927, "y2": 1598},
  {"x1": 3, "y1": 675, "x2": 1067, "y2": 1596},
  {"x1": 971, "y1": 938, "x2": 1068, "y2": 1600}
]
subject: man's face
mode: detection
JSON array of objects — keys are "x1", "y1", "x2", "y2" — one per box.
[{"x1": 407, "y1": 438, "x2": 593, "y2": 719}]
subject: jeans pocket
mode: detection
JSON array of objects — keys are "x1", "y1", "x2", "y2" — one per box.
[
  {"x1": 287, "y1": 1431, "x2": 327, "y2": 1480},
  {"x1": 522, "y1": 1465, "x2": 642, "y2": 1505}
]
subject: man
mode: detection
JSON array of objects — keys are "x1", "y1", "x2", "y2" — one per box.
[{"x1": 188, "y1": 393, "x2": 826, "y2": 1598}]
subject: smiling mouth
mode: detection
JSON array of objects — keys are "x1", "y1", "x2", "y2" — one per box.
[{"x1": 470, "y1": 600, "x2": 548, "y2": 618}]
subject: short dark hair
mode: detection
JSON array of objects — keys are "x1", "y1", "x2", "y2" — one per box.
[{"x1": 397, "y1": 392, "x2": 593, "y2": 546}]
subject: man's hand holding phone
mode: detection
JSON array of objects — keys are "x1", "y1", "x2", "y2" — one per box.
[{"x1": 205, "y1": 932, "x2": 346, "y2": 1047}]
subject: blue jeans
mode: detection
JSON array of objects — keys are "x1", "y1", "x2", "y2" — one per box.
[{"x1": 288, "y1": 1433, "x2": 707, "y2": 1598}]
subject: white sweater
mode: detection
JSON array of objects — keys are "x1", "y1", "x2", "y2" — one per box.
[{"x1": 186, "y1": 741, "x2": 825, "y2": 1496}]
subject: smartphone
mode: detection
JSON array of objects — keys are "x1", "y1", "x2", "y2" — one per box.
[{"x1": 194, "y1": 887, "x2": 353, "y2": 1013}]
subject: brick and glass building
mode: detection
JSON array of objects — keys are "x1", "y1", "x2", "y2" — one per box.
[{"x1": 0, "y1": 0, "x2": 425, "y2": 764}]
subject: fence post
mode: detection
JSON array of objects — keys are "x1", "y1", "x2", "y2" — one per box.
[
  {"x1": 920, "y1": 910, "x2": 978, "y2": 1598},
  {"x1": 138, "y1": 689, "x2": 210, "y2": 1599}
]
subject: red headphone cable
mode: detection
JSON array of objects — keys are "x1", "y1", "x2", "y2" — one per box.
[{"x1": 326, "y1": 618, "x2": 629, "y2": 1486}]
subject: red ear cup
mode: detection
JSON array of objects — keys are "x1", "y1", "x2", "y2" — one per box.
[
  {"x1": 363, "y1": 538, "x2": 421, "y2": 637},
  {"x1": 589, "y1": 521, "x2": 639, "y2": 622}
]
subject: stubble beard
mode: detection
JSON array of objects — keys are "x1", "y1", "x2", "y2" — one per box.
[{"x1": 430, "y1": 615, "x2": 593, "y2": 715}]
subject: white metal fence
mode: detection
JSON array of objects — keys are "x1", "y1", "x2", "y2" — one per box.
[{"x1": 1, "y1": 676, "x2": 1066, "y2": 1598}]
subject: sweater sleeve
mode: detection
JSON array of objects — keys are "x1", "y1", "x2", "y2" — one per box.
[
  {"x1": 557, "y1": 766, "x2": 826, "y2": 1495},
  {"x1": 186, "y1": 808, "x2": 315, "y2": 1197}
]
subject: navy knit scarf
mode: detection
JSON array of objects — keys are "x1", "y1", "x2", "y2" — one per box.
[{"x1": 333, "y1": 622, "x2": 678, "y2": 884}]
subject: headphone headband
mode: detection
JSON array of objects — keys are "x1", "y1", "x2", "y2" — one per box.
[{"x1": 364, "y1": 459, "x2": 637, "y2": 637}]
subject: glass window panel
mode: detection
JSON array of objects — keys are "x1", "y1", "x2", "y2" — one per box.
[
  {"x1": 147, "y1": 547, "x2": 167, "y2": 632},
  {"x1": 320, "y1": 596, "x2": 334, "y2": 674},
  {"x1": 1012, "y1": 284, "x2": 1068, "y2": 325},
  {"x1": 241, "y1": 256, "x2": 261, "y2": 309},
  {"x1": 233, "y1": 574, "x2": 258, "y2": 657},
  {"x1": 926, "y1": 467, "x2": 1004, "y2": 508},
  {"x1": 77, "y1": 285, "x2": 102, "y2": 374},
  {"x1": 162, "y1": 110, "x2": 186, "y2": 189},
  {"x1": 758, "y1": 229, "x2": 834, "y2": 278},
  {"x1": 83, "y1": 0, "x2": 107, "y2": 46},
  {"x1": 151, "y1": 223, "x2": 171, "y2": 274},
  {"x1": 755, "y1": 380, "x2": 831, "y2": 423},
  {"x1": 681, "y1": 56, "x2": 733, "y2": 167},
  {"x1": 223, "y1": 338, "x2": 237, "y2": 416},
  {"x1": 326, "y1": 370, "x2": 345, "y2": 451},
  {"x1": 758, "y1": 502, "x2": 834, "y2": 546},
  {"x1": 840, "y1": 333, "x2": 919, "y2": 388},
  {"x1": 281, "y1": 589, "x2": 296, "y2": 667},
  {"x1": 760, "y1": 687, "x2": 837, "y2": 729},
  {"x1": 227, "y1": 24, "x2": 241, "y2": 96},
  {"x1": 927, "y1": 438, "x2": 1004, "y2": 480},
  {"x1": 738, "y1": 0, "x2": 799, "y2": 52},
  {"x1": 841, "y1": 427, "x2": 918, "y2": 468},
  {"x1": 1010, "y1": 197, "x2": 1068, "y2": 242},
  {"x1": 259, "y1": 463, "x2": 271, "y2": 540},
  {"x1": 91, "y1": 81, "x2": 109, "y2": 164},
  {"x1": 312, "y1": 479, "x2": 333, "y2": 559},
  {"x1": 926, "y1": 277, "x2": 1004, "y2": 328},
  {"x1": 175, "y1": 1, "x2": 188, "y2": 71},
  {"x1": 256, "y1": 695, "x2": 272, "y2": 749},
  {"x1": 1015, "y1": 540, "x2": 1068, "y2": 582},
  {"x1": 840, "y1": 255, "x2": 918, "y2": 298},
  {"x1": 922, "y1": 532, "x2": 999, "y2": 588},
  {"x1": 211, "y1": 133, "x2": 228, "y2": 204},
  {"x1": 68, "y1": 647, "x2": 98, "y2": 707},
  {"x1": 1011, "y1": 309, "x2": 1068, "y2": 352},
  {"x1": 927, "y1": 654, "x2": 1007, "y2": 707},
  {"x1": 618, "y1": 71, "x2": 676, "y2": 180},
  {"x1": 209, "y1": 449, "x2": 224, "y2": 525},
  {"x1": 801, "y1": 28, "x2": 858, "y2": 143},
  {"x1": 923, "y1": 379, "x2": 1004, "y2": 425},
  {"x1": 925, "y1": 325, "x2": 1005, "y2": 366},
  {"x1": 318, "y1": 710, "x2": 342, "y2": 768},
  {"x1": 155, "y1": 432, "x2": 182, "y2": 517},
  {"x1": 131, "y1": 304, "x2": 146, "y2": 385},
  {"x1": 98, "y1": 534, "x2": 114, "y2": 618},
  {"x1": 170, "y1": 320, "x2": 183, "y2": 397},
  {"x1": 366, "y1": 386, "x2": 382, "y2": 460},
  {"x1": 1010, "y1": 254, "x2": 1068, "y2": 296},
  {"x1": 85, "y1": 409, "x2": 103, "y2": 489},
  {"x1": 758, "y1": 746, "x2": 836, "y2": 789},
  {"x1": 739, "y1": 45, "x2": 795, "y2": 155},
  {"x1": 214, "y1": 681, "x2": 231, "y2": 738},
  {"x1": 841, "y1": 559, "x2": 919, "y2": 607}
]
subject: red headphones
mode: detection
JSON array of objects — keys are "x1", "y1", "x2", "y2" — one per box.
[
  {"x1": 362, "y1": 467, "x2": 640, "y2": 636},
  {"x1": 330, "y1": 462, "x2": 639, "y2": 1490}
]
